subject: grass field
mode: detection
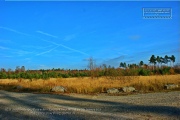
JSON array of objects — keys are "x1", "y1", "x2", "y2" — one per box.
[{"x1": 0, "y1": 75, "x2": 180, "y2": 94}]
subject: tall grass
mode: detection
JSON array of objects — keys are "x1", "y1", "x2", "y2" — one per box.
[{"x1": 0, "y1": 75, "x2": 179, "y2": 94}]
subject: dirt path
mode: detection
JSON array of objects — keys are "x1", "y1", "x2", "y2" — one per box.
[{"x1": 0, "y1": 90, "x2": 180, "y2": 120}]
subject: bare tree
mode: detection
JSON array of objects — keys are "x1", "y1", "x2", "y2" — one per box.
[{"x1": 15, "y1": 66, "x2": 21, "y2": 73}]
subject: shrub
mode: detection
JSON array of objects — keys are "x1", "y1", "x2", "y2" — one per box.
[
  {"x1": 0, "y1": 72, "x2": 7, "y2": 79},
  {"x1": 162, "y1": 67, "x2": 170, "y2": 75},
  {"x1": 174, "y1": 68, "x2": 180, "y2": 74},
  {"x1": 123, "y1": 69, "x2": 138, "y2": 76},
  {"x1": 169, "y1": 68, "x2": 175, "y2": 75},
  {"x1": 138, "y1": 69, "x2": 150, "y2": 76},
  {"x1": 61, "y1": 74, "x2": 70, "y2": 78},
  {"x1": 42, "y1": 73, "x2": 49, "y2": 79}
]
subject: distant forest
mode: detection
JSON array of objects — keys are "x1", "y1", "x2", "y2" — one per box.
[{"x1": 0, "y1": 55, "x2": 180, "y2": 80}]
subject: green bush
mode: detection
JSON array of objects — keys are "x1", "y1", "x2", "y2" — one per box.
[
  {"x1": 61, "y1": 74, "x2": 70, "y2": 78},
  {"x1": 0, "y1": 72, "x2": 7, "y2": 79},
  {"x1": 162, "y1": 67, "x2": 170, "y2": 75},
  {"x1": 138, "y1": 69, "x2": 150, "y2": 76}
]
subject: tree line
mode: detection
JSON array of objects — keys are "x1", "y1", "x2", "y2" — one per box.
[
  {"x1": 0, "y1": 55, "x2": 179, "y2": 80},
  {"x1": 120, "y1": 55, "x2": 176, "y2": 69}
]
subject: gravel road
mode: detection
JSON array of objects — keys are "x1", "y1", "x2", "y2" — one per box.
[{"x1": 0, "y1": 90, "x2": 180, "y2": 120}]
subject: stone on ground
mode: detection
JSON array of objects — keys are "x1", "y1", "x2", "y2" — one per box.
[
  {"x1": 51, "y1": 86, "x2": 66, "y2": 93},
  {"x1": 164, "y1": 84, "x2": 178, "y2": 90},
  {"x1": 122, "y1": 87, "x2": 136, "y2": 93},
  {"x1": 14, "y1": 85, "x2": 23, "y2": 90},
  {"x1": 107, "y1": 88, "x2": 119, "y2": 94}
]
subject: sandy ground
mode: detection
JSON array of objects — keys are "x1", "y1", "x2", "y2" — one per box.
[{"x1": 0, "y1": 90, "x2": 180, "y2": 120}]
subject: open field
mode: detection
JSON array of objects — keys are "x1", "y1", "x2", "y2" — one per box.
[{"x1": 0, "y1": 75, "x2": 180, "y2": 94}]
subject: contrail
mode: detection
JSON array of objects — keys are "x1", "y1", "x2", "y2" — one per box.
[
  {"x1": 36, "y1": 45, "x2": 60, "y2": 56},
  {"x1": 41, "y1": 39, "x2": 89, "y2": 56},
  {"x1": 0, "y1": 26, "x2": 89, "y2": 56},
  {"x1": 0, "y1": 26, "x2": 31, "y2": 36},
  {"x1": 37, "y1": 32, "x2": 89, "y2": 55},
  {"x1": 58, "y1": 44, "x2": 89, "y2": 56},
  {"x1": 36, "y1": 31, "x2": 58, "y2": 38}
]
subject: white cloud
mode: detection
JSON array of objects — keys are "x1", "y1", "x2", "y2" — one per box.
[
  {"x1": 0, "y1": 46, "x2": 9, "y2": 50},
  {"x1": 129, "y1": 35, "x2": 141, "y2": 40},
  {"x1": 13, "y1": 50, "x2": 34, "y2": 56},
  {"x1": 0, "y1": 39, "x2": 13, "y2": 44},
  {"x1": 64, "y1": 34, "x2": 76, "y2": 41},
  {"x1": 1, "y1": 55, "x2": 13, "y2": 58},
  {"x1": 24, "y1": 58, "x2": 32, "y2": 63},
  {"x1": 37, "y1": 64, "x2": 50, "y2": 69}
]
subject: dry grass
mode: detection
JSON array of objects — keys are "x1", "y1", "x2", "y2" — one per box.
[{"x1": 0, "y1": 75, "x2": 180, "y2": 94}]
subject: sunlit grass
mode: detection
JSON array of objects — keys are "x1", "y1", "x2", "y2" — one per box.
[{"x1": 0, "y1": 75, "x2": 180, "y2": 94}]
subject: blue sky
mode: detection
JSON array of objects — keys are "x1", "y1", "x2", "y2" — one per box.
[{"x1": 0, "y1": 1, "x2": 179, "y2": 70}]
